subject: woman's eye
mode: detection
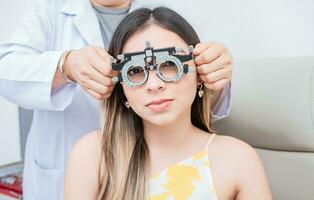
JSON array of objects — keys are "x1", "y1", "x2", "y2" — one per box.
[
  {"x1": 164, "y1": 61, "x2": 175, "y2": 67},
  {"x1": 128, "y1": 67, "x2": 143, "y2": 75}
]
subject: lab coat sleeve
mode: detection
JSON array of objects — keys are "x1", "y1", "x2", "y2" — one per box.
[
  {"x1": 0, "y1": 0, "x2": 77, "y2": 111},
  {"x1": 211, "y1": 82, "x2": 232, "y2": 122}
]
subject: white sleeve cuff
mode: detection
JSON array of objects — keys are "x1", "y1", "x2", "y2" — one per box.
[
  {"x1": 211, "y1": 82, "x2": 232, "y2": 122},
  {"x1": 50, "y1": 82, "x2": 77, "y2": 111}
]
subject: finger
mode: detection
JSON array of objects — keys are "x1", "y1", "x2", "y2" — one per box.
[
  {"x1": 94, "y1": 47, "x2": 118, "y2": 76},
  {"x1": 93, "y1": 46, "x2": 110, "y2": 60},
  {"x1": 197, "y1": 54, "x2": 231, "y2": 75},
  {"x1": 194, "y1": 43, "x2": 226, "y2": 66},
  {"x1": 89, "y1": 54, "x2": 117, "y2": 77},
  {"x1": 193, "y1": 42, "x2": 213, "y2": 56},
  {"x1": 204, "y1": 78, "x2": 229, "y2": 91},
  {"x1": 87, "y1": 47, "x2": 117, "y2": 77},
  {"x1": 199, "y1": 67, "x2": 232, "y2": 83},
  {"x1": 85, "y1": 87, "x2": 114, "y2": 100},
  {"x1": 85, "y1": 79, "x2": 115, "y2": 96},
  {"x1": 85, "y1": 88, "x2": 102, "y2": 100},
  {"x1": 100, "y1": 92, "x2": 113, "y2": 100},
  {"x1": 88, "y1": 67, "x2": 116, "y2": 87}
]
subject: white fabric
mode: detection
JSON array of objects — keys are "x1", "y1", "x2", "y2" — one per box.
[{"x1": 0, "y1": 0, "x2": 146, "y2": 199}]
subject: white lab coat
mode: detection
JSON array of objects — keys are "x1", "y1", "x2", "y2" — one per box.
[
  {"x1": 0, "y1": 0, "x2": 148, "y2": 199},
  {"x1": 0, "y1": 0, "x2": 230, "y2": 199}
]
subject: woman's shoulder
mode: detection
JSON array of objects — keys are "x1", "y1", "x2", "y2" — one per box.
[
  {"x1": 64, "y1": 131, "x2": 103, "y2": 199},
  {"x1": 210, "y1": 134, "x2": 261, "y2": 169},
  {"x1": 73, "y1": 130, "x2": 103, "y2": 150},
  {"x1": 68, "y1": 131, "x2": 103, "y2": 171},
  {"x1": 208, "y1": 134, "x2": 271, "y2": 199},
  {"x1": 69, "y1": 131, "x2": 103, "y2": 160},
  {"x1": 211, "y1": 134, "x2": 257, "y2": 155}
]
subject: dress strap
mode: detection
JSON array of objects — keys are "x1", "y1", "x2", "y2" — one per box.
[{"x1": 204, "y1": 134, "x2": 216, "y2": 151}]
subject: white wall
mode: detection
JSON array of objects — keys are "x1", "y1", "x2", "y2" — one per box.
[
  {"x1": 3, "y1": 0, "x2": 313, "y2": 57},
  {"x1": 151, "y1": 0, "x2": 314, "y2": 57},
  {"x1": 0, "y1": 0, "x2": 33, "y2": 41},
  {"x1": 0, "y1": 0, "x2": 32, "y2": 166}
]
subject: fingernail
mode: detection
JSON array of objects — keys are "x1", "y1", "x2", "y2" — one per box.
[
  {"x1": 109, "y1": 57, "x2": 117, "y2": 64},
  {"x1": 112, "y1": 76, "x2": 118, "y2": 84}
]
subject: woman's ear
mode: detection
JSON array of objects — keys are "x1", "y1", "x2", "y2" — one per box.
[
  {"x1": 197, "y1": 78, "x2": 203, "y2": 86},
  {"x1": 196, "y1": 74, "x2": 202, "y2": 83}
]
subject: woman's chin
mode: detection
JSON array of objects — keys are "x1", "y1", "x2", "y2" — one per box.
[{"x1": 143, "y1": 114, "x2": 178, "y2": 127}]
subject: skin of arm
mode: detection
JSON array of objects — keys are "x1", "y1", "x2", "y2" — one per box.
[
  {"x1": 209, "y1": 136, "x2": 273, "y2": 200},
  {"x1": 52, "y1": 61, "x2": 69, "y2": 89},
  {"x1": 64, "y1": 131, "x2": 102, "y2": 200},
  {"x1": 234, "y1": 142, "x2": 273, "y2": 200}
]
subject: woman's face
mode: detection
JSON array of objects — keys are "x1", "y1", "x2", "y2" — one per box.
[{"x1": 121, "y1": 24, "x2": 198, "y2": 127}]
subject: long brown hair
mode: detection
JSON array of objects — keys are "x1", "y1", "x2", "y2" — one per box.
[{"x1": 98, "y1": 7, "x2": 212, "y2": 200}]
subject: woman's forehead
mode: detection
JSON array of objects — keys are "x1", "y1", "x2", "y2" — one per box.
[{"x1": 122, "y1": 24, "x2": 189, "y2": 53}]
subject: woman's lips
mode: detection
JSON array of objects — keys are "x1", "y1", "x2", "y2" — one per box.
[{"x1": 146, "y1": 99, "x2": 174, "y2": 112}]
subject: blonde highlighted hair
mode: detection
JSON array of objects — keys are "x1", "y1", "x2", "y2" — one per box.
[{"x1": 97, "y1": 7, "x2": 213, "y2": 200}]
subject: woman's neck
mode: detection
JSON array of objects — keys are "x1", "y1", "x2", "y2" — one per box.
[
  {"x1": 90, "y1": 0, "x2": 131, "y2": 8},
  {"x1": 143, "y1": 114, "x2": 200, "y2": 154}
]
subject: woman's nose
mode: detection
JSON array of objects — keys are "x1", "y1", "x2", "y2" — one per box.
[{"x1": 145, "y1": 70, "x2": 166, "y2": 93}]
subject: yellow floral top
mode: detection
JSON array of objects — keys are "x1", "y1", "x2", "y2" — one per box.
[{"x1": 148, "y1": 134, "x2": 218, "y2": 200}]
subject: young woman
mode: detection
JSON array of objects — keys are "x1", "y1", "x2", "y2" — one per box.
[{"x1": 64, "y1": 7, "x2": 272, "y2": 200}]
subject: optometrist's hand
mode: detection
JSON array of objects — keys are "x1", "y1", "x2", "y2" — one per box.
[
  {"x1": 194, "y1": 42, "x2": 233, "y2": 90},
  {"x1": 63, "y1": 46, "x2": 118, "y2": 100},
  {"x1": 193, "y1": 42, "x2": 233, "y2": 105}
]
